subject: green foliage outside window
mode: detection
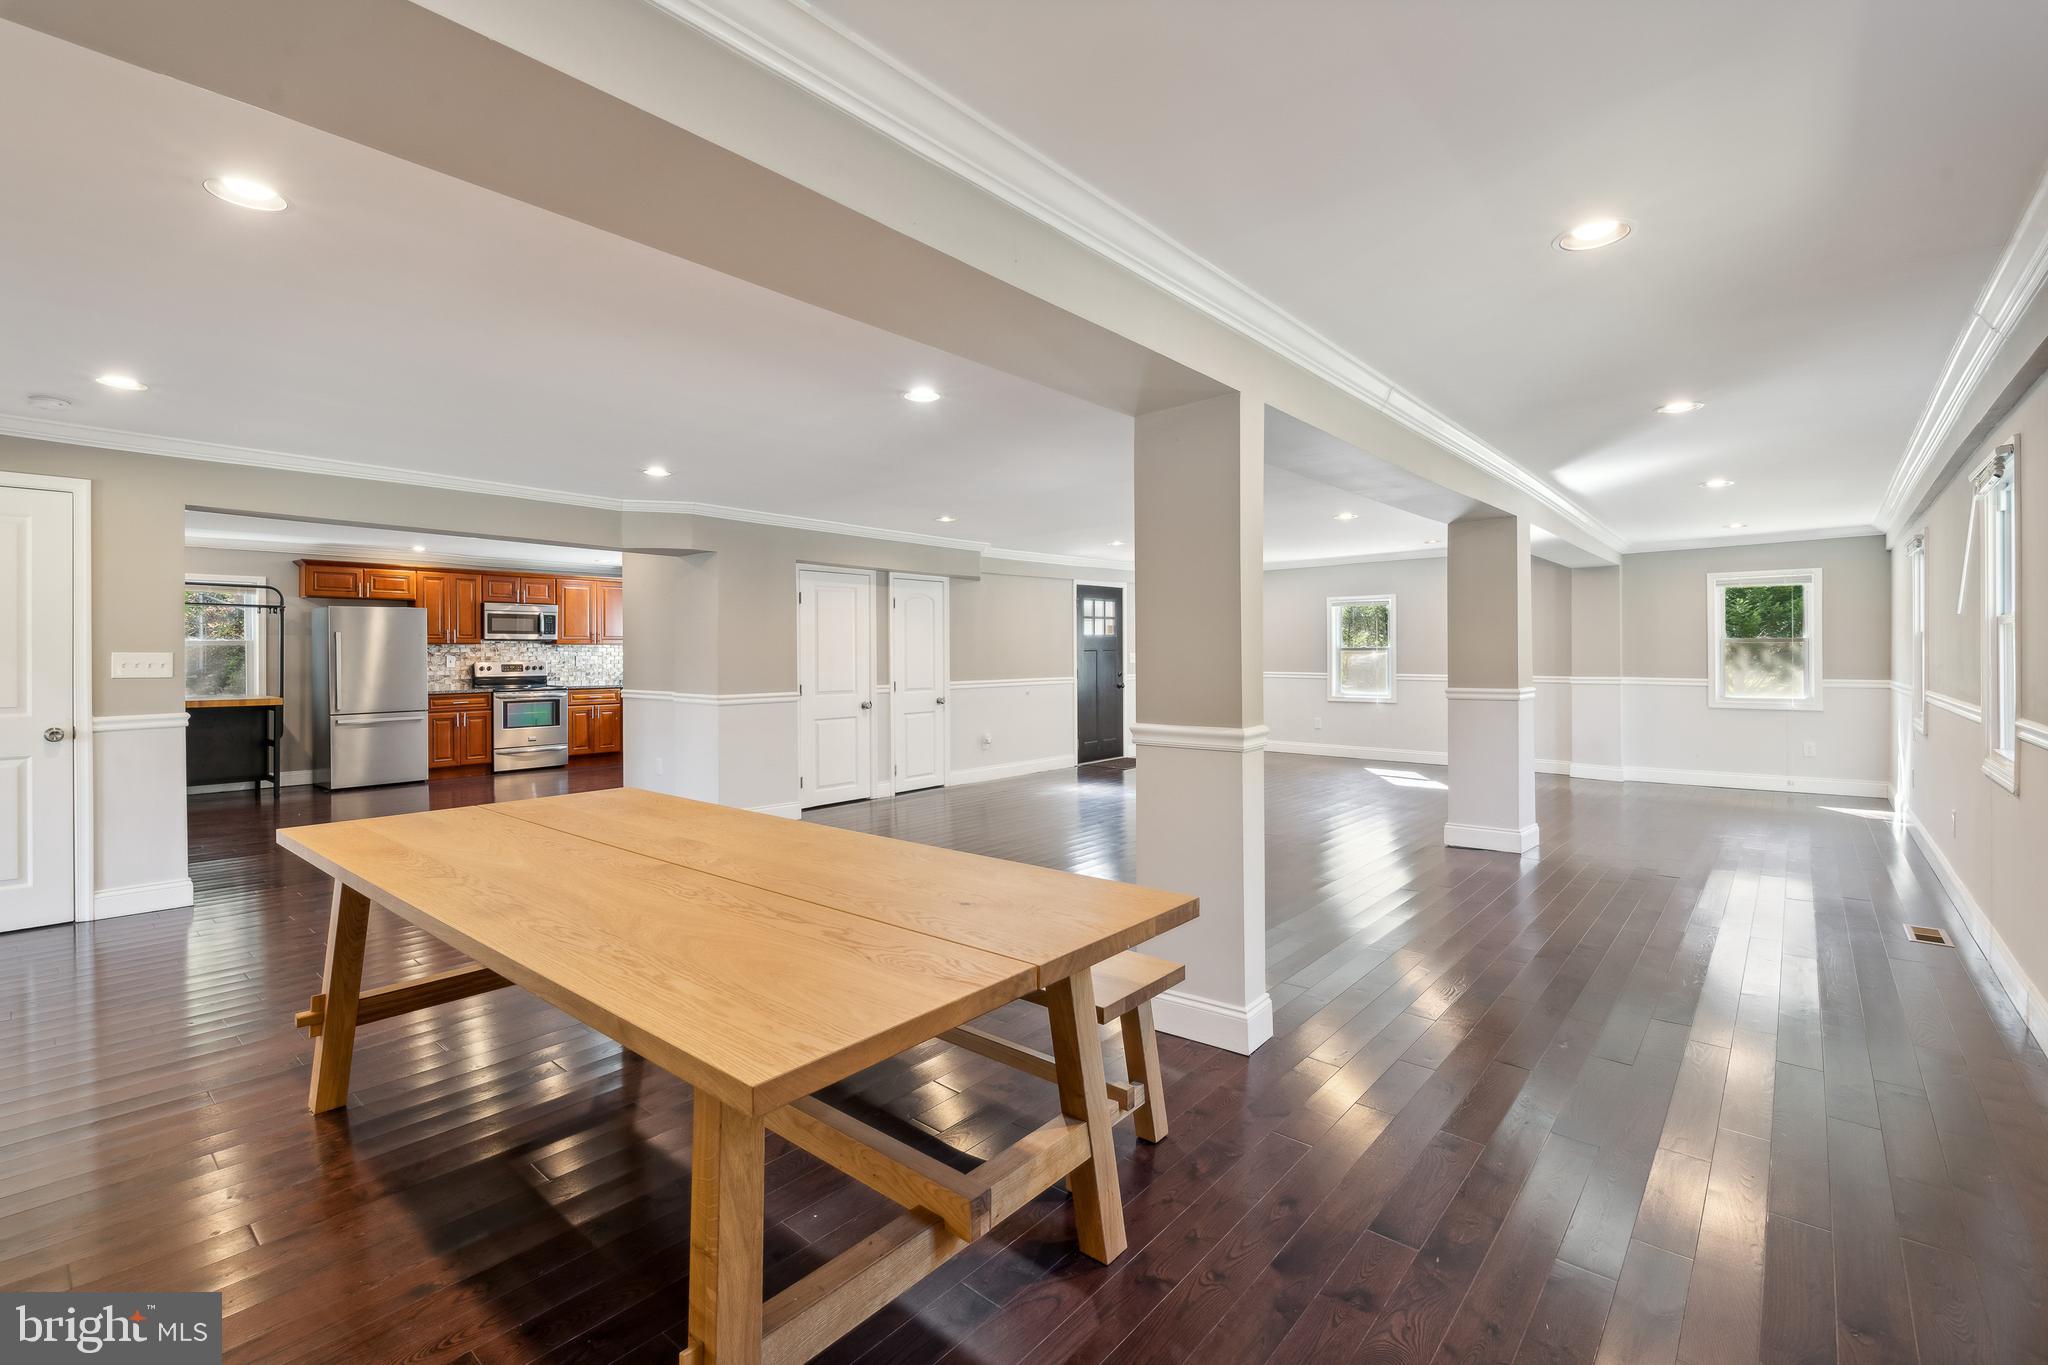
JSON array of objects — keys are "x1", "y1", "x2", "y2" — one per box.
[
  {"x1": 1337, "y1": 600, "x2": 1390, "y2": 649},
  {"x1": 1722, "y1": 584, "x2": 1803, "y2": 640},
  {"x1": 184, "y1": 589, "x2": 252, "y2": 696}
]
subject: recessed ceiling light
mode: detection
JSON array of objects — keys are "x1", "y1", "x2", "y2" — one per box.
[
  {"x1": 1109, "y1": 540, "x2": 1125, "y2": 547},
  {"x1": 934, "y1": 514, "x2": 957, "y2": 523},
  {"x1": 642, "y1": 465, "x2": 671, "y2": 479},
  {"x1": 1701, "y1": 477, "x2": 1735, "y2": 489},
  {"x1": 95, "y1": 373, "x2": 147, "y2": 391},
  {"x1": 1657, "y1": 399, "x2": 1705, "y2": 415},
  {"x1": 1725, "y1": 522, "x2": 1748, "y2": 529},
  {"x1": 1556, "y1": 218, "x2": 1631, "y2": 252},
  {"x1": 203, "y1": 175, "x2": 288, "y2": 212},
  {"x1": 1334, "y1": 511, "x2": 1358, "y2": 522},
  {"x1": 903, "y1": 385, "x2": 942, "y2": 403},
  {"x1": 26, "y1": 394, "x2": 71, "y2": 410},
  {"x1": 1423, "y1": 538, "x2": 1441, "y2": 545},
  {"x1": 410, "y1": 544, "x2": 426, "y2": 553}
]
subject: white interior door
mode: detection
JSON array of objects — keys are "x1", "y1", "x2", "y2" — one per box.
[
  {"x1": 0, "y1": 485, "x2": 77, "y2": 932},
  {"x1": 797, "y1": 568, "x2": 873, "y2": 808},
  {"x1": 891, "y1": 575, "x2": 949, "y2": 793}
]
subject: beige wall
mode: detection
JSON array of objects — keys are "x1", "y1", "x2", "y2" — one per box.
[
  {"x1": 1920, "y1": 474, "x2": 1981, "y2": 704},
  {"x1": 1531, "y1": 558, "x2": 1573, "y2": 677},
  {"x1": 1621, "y1": 534, "x2": 1892, "y2": 680},
  {"x1": 1446, "y1": 516, "x2": 1531, "y2": 689},
  {"x1": 1263, "y1": 555, "x2": 1447, "y2": 675},
  {"x1": 951, "y1": 572, "x2": 1080, "y2": 681},
  {"x1": 1570, "y1": 566, "x2": 1622, "y2": 677}
]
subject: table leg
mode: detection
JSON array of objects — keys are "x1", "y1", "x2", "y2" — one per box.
[
  {"x1": 1120, "y1": 1001, "x2": 1169, "y2": 1143},
  {"x1": 1043, "y1": 970, "x2": 1128, "y2": 1263},
  {"x1": 307, "y1": 883, "x2": 371, "y2": 1114},
  {"x1": 688, "y1": 1089, "x2": 766, "y2": 1365}
]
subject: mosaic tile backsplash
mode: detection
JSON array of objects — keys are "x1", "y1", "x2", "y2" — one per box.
[{"x1": 427, "y1": 643, "x2": 625, "y2": 691}]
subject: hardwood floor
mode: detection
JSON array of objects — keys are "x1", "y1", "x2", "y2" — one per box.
[{"x1": 5, "y1": 754, "x2": 2047, "y2": 1364}]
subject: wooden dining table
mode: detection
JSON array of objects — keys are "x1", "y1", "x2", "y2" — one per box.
[{"x1": 277, "y1": 787, "x2": 1196, "y2": 1365}]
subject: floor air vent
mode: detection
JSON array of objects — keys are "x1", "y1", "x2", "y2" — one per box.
[{"x1": 1905, "y1": 925, "x2": 1953, "y2": 947}]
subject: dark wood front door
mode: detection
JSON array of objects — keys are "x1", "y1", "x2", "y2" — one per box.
[{"x1": 1076, "y1": 585, "x2": 1125, "y2": 763}]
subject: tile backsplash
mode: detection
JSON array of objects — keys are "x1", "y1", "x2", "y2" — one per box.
[{"x1": 428, "y1": 643, "x2": 624, "y2": 690}]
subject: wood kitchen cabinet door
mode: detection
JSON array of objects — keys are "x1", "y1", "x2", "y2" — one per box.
[
  {"x1": 363, "y1": 567, "x2": 418, "y2": 600},
  {"x1": 594, "y1": 701, "x2": 623, "y2": 753},
  {"x1": 419, "y1": 572, "x2": 452, "y2": 644},
  {"x1": 555, "y1": 578, "x2": 596, "y2": 645},
  {"x1": 459, "y1": 707, "x2": 493, "y2": 764},
  {"x1": 427, "y1": 709, "x2": 461, "y2": 768},
  {"x1": 599, "y1": 579, "x2": 624, "y2": 643},
  {"x1": 450, "y1": 573, "x2": 482, "y2": 643},
  {"x1": 481, "y1": 574, "x2": 521, "y2": 603},
  {"x1": 518, "y1": 575, "x2": 556, "y2": 604},
  {"x1": 567, "y1": 703, "x2": 595, "y2": 755},
  {"x1": 301, "y1": 563, "x2": 364, "y2": 599}
]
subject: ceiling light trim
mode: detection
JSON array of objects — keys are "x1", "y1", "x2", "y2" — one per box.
[
  {"x1": 639, "y1": 0, "x2": 1628, "y2": 556},
  {"x1": 1878, "y1": 163, "x2": 2048, "y2": 535}
]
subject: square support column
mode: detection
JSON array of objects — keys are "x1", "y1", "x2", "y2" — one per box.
[
  {"x1": 1445, "y1": 515, "x2": 1539, "y2": 853},
  {"x1": 1133, "y1": 391, "x2": 1272, "y2": 1054}
]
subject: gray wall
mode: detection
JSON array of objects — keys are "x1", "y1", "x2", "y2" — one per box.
[
  {"x1": 1263, "y1": 555, "x2": 1448, "y2": 675},
  {"x1": 951, "y1": 572, "x2": 1082, "y2": 681},
  {"x1": 1570, "y1": 566, "x2": 1622, "y2": 677},
  {"x1": 1531, "y1": 558, "x2": 1573, "y2": 677},
  {"x1": 1621, "y1": 534, "x2": 1892, "y2": 680}
]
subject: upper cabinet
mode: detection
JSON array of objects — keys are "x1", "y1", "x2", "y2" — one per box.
[{"x1": 298, "y1": 560, "x2": 622, "y2": 643}]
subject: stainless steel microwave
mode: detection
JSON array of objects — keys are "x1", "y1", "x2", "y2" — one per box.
[{"x1": 481, "y1": 603, "x2": 558, "y2": 641}]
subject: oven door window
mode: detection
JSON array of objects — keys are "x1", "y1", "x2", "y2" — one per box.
[{"x1": 501, "y1": 697, "x2": 562, "y2": 730}]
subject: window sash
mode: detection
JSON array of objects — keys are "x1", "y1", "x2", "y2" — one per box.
[
  {"x1": 1707, "y1": 571, "x2": 1821, "y2": 710},
  {"x1": 1978, "y1": 450, "x2": 2017, "y2": 789},
  {"x1": 1327, "y1": 595, "x2": 1395, "y2": 701}
]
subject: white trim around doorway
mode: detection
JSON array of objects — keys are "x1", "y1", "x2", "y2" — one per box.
[{"x1": 2, "y1": 470, "x2": 95, "y2": 922}]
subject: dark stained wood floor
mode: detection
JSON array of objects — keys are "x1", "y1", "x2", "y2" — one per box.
[{"x1": 5, "y1": 755, "x2": 2047, "y2": 1365}]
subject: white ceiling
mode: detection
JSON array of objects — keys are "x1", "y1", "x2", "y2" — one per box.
[
  {"x1": 806, "y1": 0, "x2": 2048, "y2": 546},
  {"x1": 184, "y1": 511, "x2": 623, "y2": 572}
]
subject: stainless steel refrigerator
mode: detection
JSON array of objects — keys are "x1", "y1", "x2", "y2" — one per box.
[{"x1": 309, "y1": 605, "x2": 429, "y2": 789}]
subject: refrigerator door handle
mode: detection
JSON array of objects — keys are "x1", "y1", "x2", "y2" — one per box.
[{"x1": 334, "y1": 714, "x2": 425, "y2": 726}]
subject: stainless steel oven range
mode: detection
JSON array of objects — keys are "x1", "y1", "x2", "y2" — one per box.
[{"x1": 472, "y1": 661, "x2": 568, "y2": 772}]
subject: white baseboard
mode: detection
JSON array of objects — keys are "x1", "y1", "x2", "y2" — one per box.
[
  {"x1": 1621, "y1": 765, "x2": 1891, "y2": 798},
  {"x1": 1907, "y1": 814, "x2": 2048, "y2": 1047},
  {"x1": 1150, "y1": 986, "x2": 1275, "y2": 1055},
  {"x1": 93, "y1": 877, "x2": 195, "y2": 920},
  {"x1": 1535, "y1": 758, "x2": 1570, "y2": 776},
  {"x1": 1567, "y1": 763, "x2": 1627, "y2": 782},
  {"x1": 948, "y1": 752, "x2": 1075, "y2": 786},
  {"x1": 188, "y1": 768, "x2": 312, "y2": 794},
  {"x1": 1444, "y1": 821, "x2": 1541, "y2": 854},
  {"x1": 748, "y1": 801, "x2": 802, "y2": 819},
  {"x1": 1267, "y1": 740, "x2": 1447, "y2": 765}
]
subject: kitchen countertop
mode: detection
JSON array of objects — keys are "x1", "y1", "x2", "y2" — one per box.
[
  {"x1": 186, "y1": 696, "x2": 284, "y2": 709},
  {"x1": 429, "y1": 684, "x2": 624, "y2": 695}
]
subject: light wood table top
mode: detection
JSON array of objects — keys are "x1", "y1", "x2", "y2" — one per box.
[
  {"x1": 185, "y1": 695, "x2": 284, "y2": 709},
  {"x1": 278, "y1": 791, "x2": 1196, "y2": 1116}
]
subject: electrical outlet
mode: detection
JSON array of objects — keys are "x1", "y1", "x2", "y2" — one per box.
[
  {"x1": 110, "y1": 652, "x2": 173, "y2": 679},
  {"x1": 1313, "y1": 716, "x2": 1323, "y2": 730},
  {"x1": 979, "y1": 732, "x2": 993, "y2": 750},
  {"x1": 1802, "y1": 740, "x2": 1817, "y2": 758}
]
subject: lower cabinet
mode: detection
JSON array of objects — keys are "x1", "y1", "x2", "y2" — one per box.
[
  {"x1": 567, "y1": 688, "x2": 623, "y2": 757},
  {"x1": 428, "y1": 693, "x2": 494, "y2": 771}
]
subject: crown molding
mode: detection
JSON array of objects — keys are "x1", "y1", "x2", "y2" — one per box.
[
  {"x1": 184, "y1": 535, "x2": 622, "y2": 574},
  {"x1": 630, "y1": 496, "x2": 989, "y2": 552},
  {"x1": 1622, "y1": 524, "x2": 1883, "y2": 555},
  {"x1": 639, "y1": 0, "x2": 1628, "y2": 557},
  {"x1": 1878, "y1": 164, "x2": 2048, "y2": 535},
  {"x1": 981, "y1": 547, "x2": 1132, "y2": 571},
  {"x1": 1263, "y1": 547, "x2": 1448, "y2": 571}
]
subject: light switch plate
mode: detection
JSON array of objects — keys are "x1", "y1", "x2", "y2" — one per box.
[{"x1": 110, "y1": 651, "x2": 174, "y2": 679}]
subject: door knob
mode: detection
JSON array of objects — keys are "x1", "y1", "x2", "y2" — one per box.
[
  {"x1": 860, "y1": 700, "x2": 873, "y2": 710},
  {"x1": 43, "y1": 726, "x2": 68, "y2": 742},
  {"x1": 936, "y1": 697, "x2": 947, "y2": 705}
]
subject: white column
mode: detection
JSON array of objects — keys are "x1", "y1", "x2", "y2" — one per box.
[
  {"x1": 1133, "y1": 391, "x2": 1272, "y2": 1054},
  {"x1": 1444, "y1": 515, "x2": 1539, "y2": 853}
]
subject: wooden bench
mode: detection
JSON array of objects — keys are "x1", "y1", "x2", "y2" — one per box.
[{"x1": 941, "y1": 950, "x2": 1183, "y2": 1143}]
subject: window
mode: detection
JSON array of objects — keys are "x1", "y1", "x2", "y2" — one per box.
[
  {"x1": 1327, "y1": 595, "x2": 1395, "y2": 701},
  {"x1": 1980, "y1": 443, "x2": 2018, "y2": 791},
  {"x1": 1708, "y1": 569, "x2": 1821, "y2": 709},
  {"x1": 1908, "y1": 534, "x2": 1927, "y2": 735},
  {"x1": 183, "y1": 576, "x2": 266, "y2": 698},
  {"x1": 1081, "y1": 594, "x2": 1117, "y2": 636}
]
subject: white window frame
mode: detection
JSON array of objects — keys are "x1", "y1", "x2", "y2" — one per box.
[
  {"x1": 1978, "y1": 442, "x2": 2018, "y2": 793},
  {"x1": 1707, "y1": 568, "x2": 1823, "y2": 711},
  {"x1": 183, "y1": 572, "x2": 268, "y2": 698},
  {"x1": 1908, "y1": 534, "x2": 1927, "y2": 735},
  {"x1": 1327, "y1": 594, "x2": 1396, "y2": 703}
]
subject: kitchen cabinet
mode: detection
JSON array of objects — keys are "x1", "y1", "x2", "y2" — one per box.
[
  {"x1": 301, "y1": 563, "x2": 366, "y2": 599},
  {"x1": 519, "y1": 575, "x2": 555, "y2": 604},
  {"x1": 481, "y1": 574, "x2": 521, "y2": 603},
  {"x1": 600, "y1": 580, "x2": 624, "y2": 644},
  {"x1": 556, "y1": 577, "x2": 597, "y2": 646},
  {"x1": 566, "y1": 688, "x2": 623, "y2": 756},
  {"x1": 363, "y1": 567, "x2": 418, "y2": 600},
  {"x1": 481, "y1": 572, "x2": 555, "y2": 605},
  {"x1": 418, "y1": 571, "x2": 483, "y2": 645},
  {"x1": 428, "y1": 693, "x2": 493, "y2": 771}
]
